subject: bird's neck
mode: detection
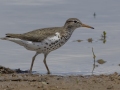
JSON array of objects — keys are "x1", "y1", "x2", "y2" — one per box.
[
  {"x1": 60, "y1": 27, "x2": 75, "y2": 41},
  {"x1": 65, "y1": 27, "x2": 75, "y2": 34},
  {"x1": 58, "y1": 26, "x2": 75, "y2": 39}
]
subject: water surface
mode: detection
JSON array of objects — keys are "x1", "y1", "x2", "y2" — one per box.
[{"x1": 0, "y1": 0, "x2": 120, "y2": 75}]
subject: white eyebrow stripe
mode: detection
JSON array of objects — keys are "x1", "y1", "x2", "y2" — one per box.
[{"x1": 68, "y1": 20, "x2": 79, "y2": 22}]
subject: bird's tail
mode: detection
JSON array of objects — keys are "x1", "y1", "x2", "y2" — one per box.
[
  {"x1": 0, "y1": 33, "x2": 22, "y2": 40},
  {"x1": 0, "y1": 37, "x2": 7, "y2": 40},
  {"x1": 5, "y1": 33, "x2": 21, "y2": 38}
]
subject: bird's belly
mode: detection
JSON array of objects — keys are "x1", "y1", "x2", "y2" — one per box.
[{"x1": 32, "y1": 36, "x2": 67, "y2": 53}]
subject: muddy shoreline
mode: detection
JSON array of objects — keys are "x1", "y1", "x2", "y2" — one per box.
[{"x1": 0, "y1": 66, "x2": 120, "y2": 90}]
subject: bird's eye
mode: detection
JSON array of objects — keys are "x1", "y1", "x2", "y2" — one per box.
[{"x1": 74, "y1": 20, "x2": 77, "y2": 23}]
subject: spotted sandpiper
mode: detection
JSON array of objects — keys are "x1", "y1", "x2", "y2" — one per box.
[{"x1": 1, "y1": 18, "x2": 94, "y2": 74}]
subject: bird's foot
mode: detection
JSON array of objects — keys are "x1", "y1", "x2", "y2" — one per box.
[{"x1": 47, "y1": 71, "x2": 51, "y2": 74}]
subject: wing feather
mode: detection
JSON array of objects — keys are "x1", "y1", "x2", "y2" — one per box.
[{"x1": 5, "y1": 27, "x2": 63, "y2": 42}]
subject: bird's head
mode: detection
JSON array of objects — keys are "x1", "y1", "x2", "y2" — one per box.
[{"x1": 64, "y1": 18, "x2": 94, "y2": 30}]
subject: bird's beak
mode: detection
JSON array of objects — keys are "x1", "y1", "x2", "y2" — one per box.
[{"x1": 81, "y1": 23, "x2": 94, "y2": 29}]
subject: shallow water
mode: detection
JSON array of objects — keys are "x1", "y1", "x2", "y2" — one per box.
[{"x1": 0, "y1": 0, "x2": 120, "y2": 75}]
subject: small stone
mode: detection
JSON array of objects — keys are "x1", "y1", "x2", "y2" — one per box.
[
  {"x1": 97, "y1": 59, "x2": 106, "y2": 64},
  {"x1": 87, "y1": 38, "x2": 93, "y2": 43},
  {"x1": 41, "y1": 82, "x2": 47, "y2": 85}
]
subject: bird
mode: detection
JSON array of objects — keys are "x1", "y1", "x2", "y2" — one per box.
[{"x1": 0, "y1": 18, "x2": 94, "y2": 74}]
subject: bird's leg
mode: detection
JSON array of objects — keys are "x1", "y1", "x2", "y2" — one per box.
[
  {"x1": 43, "y1": 54, "x2": 50, "y2": 74},
  {"x1": 29, "y1": 52, "x2": 39, "y2": 73}
]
